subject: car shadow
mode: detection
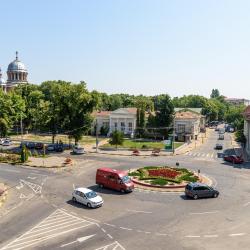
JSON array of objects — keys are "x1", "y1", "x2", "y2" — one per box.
[
  {"x1": 180, "y1": 194, "x2": 190, "y2": 200},
  {"x1": 87, "y1": 184, "x2": 126, "y2": 196},
  {"x1": 66, "y1": 199, "x2": 95, "y2": 210},
  {"x1": 220, "y1": 161, "x2": 250, "y2": 169}
]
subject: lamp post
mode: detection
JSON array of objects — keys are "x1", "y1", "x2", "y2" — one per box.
[{"x1": 95, "y1": 119, "x2": 98, "y2": 153}]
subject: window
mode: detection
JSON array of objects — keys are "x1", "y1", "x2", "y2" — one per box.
[
  {"x1": 114, "y1": 122, "x2": 117, "y2": 128},
  {"x1": 128, "y1": 122, "x2": 132, "y2": 132},
  {"x1": 177, "y1": 124, "x2": 185, "y2": 133},
  {"x1": 121, "y1": 122, "x2": 125, "y2": 131}
]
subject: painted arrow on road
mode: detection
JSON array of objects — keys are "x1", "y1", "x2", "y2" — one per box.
[{"x1": 60, "y1": 234, "x2": 96, "y2": 248}]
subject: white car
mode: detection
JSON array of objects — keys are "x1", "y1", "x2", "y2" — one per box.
[
  {"x1": 72, "y1": 187, "x2": 103, "y2": 208},
  {"x1": 0, "y1": 138, "x2": 5, "y2": 145},
  {"x1": 72, "y1": 146, "x2": 85, "y2": 154},
  {"x1": 2, "y1": 140, "x2": 12, "y2": 146},
  {"x1": 47, "y1": 144, "x2": 55, "y2": 151}
]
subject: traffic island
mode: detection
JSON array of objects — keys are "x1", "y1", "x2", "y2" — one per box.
[
  {"x1": 0, "y1": 183, "x2": 8, "y2": 208},
  {"x1": 129, "y1": 166, "x2": 213, "y2": 192}
]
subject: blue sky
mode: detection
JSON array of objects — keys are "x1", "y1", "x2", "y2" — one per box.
[{"x1": 1, "y1": 0, "x2": 250, "y2": 98}]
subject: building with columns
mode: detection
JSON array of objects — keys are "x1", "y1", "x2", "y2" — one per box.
[{"x1": 0, "y1": 51, "x2": 28, "y2": 92}]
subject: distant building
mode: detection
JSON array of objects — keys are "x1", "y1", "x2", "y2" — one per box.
[
  {"x1": 174, "y1": 108, "x2": 206, "y2": 142},
  {"x1": 243, "y1": 106, "x2": 250, "y2": 157},
  {"x1": 0, "y1": 51, "x2": 28, "y2": 92},
  {"x1": 225, "y1": 98, "x2": 250, "y2": 106}
]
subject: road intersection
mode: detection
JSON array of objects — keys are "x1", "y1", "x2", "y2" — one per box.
[{"x1": 1, "y1": 130, "x2": 250, "y2": 249}]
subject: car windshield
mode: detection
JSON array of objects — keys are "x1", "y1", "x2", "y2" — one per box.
[
  {"x1": 85, "y1": 191, "x2": 97, "y2": 199},
  {"x1": 121, "y1": 176, "x2": 131, "y2": 183}
]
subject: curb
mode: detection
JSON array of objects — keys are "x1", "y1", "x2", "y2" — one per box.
[{"x1": 0, "y1": 184, "x2": 8, "y2": 208}]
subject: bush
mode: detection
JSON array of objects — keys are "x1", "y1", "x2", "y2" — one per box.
[
  {"x1": 150, "y1": 178, "x2": 168, "y2": 186},
  {"x1": 178, "y1": 174, "x2": 198, "y2": 182},
  {"x1": 142, "y1": 144, "x2": 149, "y2": 149},
  {"x1": 128, "y1": 172, "x2": 140, "y2": 177}
]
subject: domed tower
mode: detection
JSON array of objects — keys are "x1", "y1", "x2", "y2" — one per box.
[
  {"x1": 6, "y1": 51, "x2": 28, "y2": 89},
  {"x1": 0, "y1": 67, "x2": 7, "y2": 93}
]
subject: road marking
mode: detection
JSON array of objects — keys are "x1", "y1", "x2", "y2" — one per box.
[
  {"x1": 107, "y1": 234, "x2": 113, "y2": 239},
  {"x1": 1, "y1": 209, "x2": 94, "y2": 250},
  {"x1": 204, "y1": 235, "x2": 218, "y2": 238},
  {"x1": 155, "y1": 233, "x2": 169, "y2": 236},
  {"x1": 202, "y1": 153, "x2": 206, "y2": 157},
  {"x1": 101, "y1": 228, "x2": 106, "y2": 233},
  {"x1": 27, "y1": 176, "x2": 37, "y2": 180},
  {"x1": 103, "y1": 223, "x2": 116, "y2": 227},
  {"x1": 185, "y1": 235, "x2": 201, "y2": 238},
  {"x1": 73, "y1": 183, "x2": 75, "y2": 189},
  {"x1": 243, "y1": 202, "x2": 250, "y2": 207},
  {"x1": 19, "y1": 179, "x2": 42, "y2": 194},
  {"x1": 127, "y1": 209, "x2": 152, "y2": 214},
  {"x1": 229, "y1": 233, "x2": 246, "y2": 237},
  {"x1": 206, "y1": 153, "x2": 210, "y2": 157},
  {"x1": 60, "y1": 234, "x2": 95, "y2": 248},
  {"x1": 190, "y1": 211, "x2": 219, "y2": 215},
  {"x1": 120, "y1": 227, "x2": 132, "y2": 231},
  {"x1": 95, "y1": 241, "x2": 126, "y2": 250}
]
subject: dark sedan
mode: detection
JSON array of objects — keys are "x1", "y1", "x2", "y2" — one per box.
[
  {"x1": 185, "y1": 182, "x2": 219, "y2": 199},
  {"x1": 224, "y1": 155, "x2": 243, "y2": 164}
]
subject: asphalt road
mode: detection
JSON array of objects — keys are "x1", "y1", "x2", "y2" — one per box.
[{"x1": 1, "y1": 130, "x2": 250, "y2": 250}]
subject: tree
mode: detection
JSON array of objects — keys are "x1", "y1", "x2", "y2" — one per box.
[
  {"x1": 136, "y1": 108, "x2": 146, "y2": 137},
  {"x1": 109, "y1": 130, "x2": 124, "y2": 149},
  {"x1": 0, "y1": 118, "x2": 9, "y2": 137},
  {"x1": 153, "y1": 94, "x2": 174, "y2": 137},
  {"x1": 210, "y1": 89, "x2": 220, "y2": 99}
]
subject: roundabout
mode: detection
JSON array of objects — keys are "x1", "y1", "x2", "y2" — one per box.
[{"x1": 1, "y1": 131, "x2": 250, "y2": 250}]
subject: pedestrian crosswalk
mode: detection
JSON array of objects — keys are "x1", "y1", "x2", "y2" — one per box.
[
  {"x1": 184, "y1": 152, "x2": 220, "y2": 159},
  {"x1": 1, "y1": 209, "x2": 94, "y2": 250},
  {"x1": 95, "y1": 241, "x2": 126, "y2": 250}
]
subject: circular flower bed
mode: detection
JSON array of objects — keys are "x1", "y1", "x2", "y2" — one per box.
[{"x1": 129, "y1": 166, "x2": 199, "y2": 188}]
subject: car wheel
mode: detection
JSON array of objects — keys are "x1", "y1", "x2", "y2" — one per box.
[
  {"x1": 120, "y1": 189, "x2": 125, "y2": 193},
  {"x1": 213, "y1": 193, "x2": 218, "y2": 198},
  {"x1": 72, "y1": 197, "x2": 76, "y2": 202},
  {"x1": 193, "y1": 194, "x2": 198, "y2": 200},
  {"x1": 87, "y1": 203, "x2": 92, "y2": 208},
  {"x1": 99, "y1": 184, "x2": 104, "y2": 188}
]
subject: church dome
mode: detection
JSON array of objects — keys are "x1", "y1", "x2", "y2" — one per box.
[{"x1": 7, "y1": 52, "x2": 27, "y2": 72}]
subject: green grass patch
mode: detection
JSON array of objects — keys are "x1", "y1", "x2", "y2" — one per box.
[
  {"x1": 150, "y1": 178, "x2": 168, "y2": 186},
  {"x1": 102, "y1": 140, "x2": 183, "y2": 150}
]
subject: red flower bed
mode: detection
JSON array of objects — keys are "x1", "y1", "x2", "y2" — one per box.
[{"x1": 148, "y1": 168, "x2": 180, "y2": 179}]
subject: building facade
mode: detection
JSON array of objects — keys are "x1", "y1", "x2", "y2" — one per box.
[
  {"x1": 243, "y1": 106, "x2": 250, "y2": 157},
  {"x1": 0, "y1": 51, "x2": 28, "y2": 92},
  {"x1": 92, "y1": 108, "x2": 137, "y2": 136},
  {"x1": 225, "y1": 98, "x2": 250, "y2": 106}
]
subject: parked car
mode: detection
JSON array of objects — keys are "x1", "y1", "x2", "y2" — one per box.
[
  {"x1": 46, "y1": 144, "x2": 55, "y2": 151},
  {"x1": 35, "y1": 143, "x2": 44, "y2": 150},
  {"x1": 96, "y1": 168, "x2": 134, "y2": 193},
  {"x1": 185, "y1": 182, "x2": 219, "y2": 199},
  {"x1": 224, "y1": 155, "x2": 243, "y2": 164},
  {"x1": 2, "y1": 140, "x2": 12, "y2": 146},
  {"x1": 55, "y1": 144, "x2": 64, "y2": 152},
  {"x1": 72, "y1": 145, "x2": 85, "y2": 154},
  {"x1": 0, "y1": 138, "x2": 5, "y2": 145},
  {"x1": 72, "y1": 187, "x2": 103, "y2": 208},
  {"x1": 215, "y1": 143, "x2": 223, "y2": 150},
  {"x1": 27, "y1": 142, "x2": 36, "y2": 149}
]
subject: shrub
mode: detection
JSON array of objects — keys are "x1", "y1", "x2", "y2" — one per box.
[
  {"x1": 142, "y1": 144, "x2": 149, "y2": 149},
  {"x1": 128, "y1": 172, "x2": 140, "y2": 176},
  {"x1": 179, "y1": 174, "x2": 198, "y2": 182},
  {"x1": 150, "y1": 178, "x2": 168, "y2": 186}
]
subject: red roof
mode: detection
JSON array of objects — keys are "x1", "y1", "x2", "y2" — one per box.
[
  {"x1": 125, "y1": 108, "x2": 137, "y2": 114},
  {"x1": 92, "y1": 111, "x2": 111, "y2": 117}
]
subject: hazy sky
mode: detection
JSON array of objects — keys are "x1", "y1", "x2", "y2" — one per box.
[{"x1": 1, "y1": 0, "x2": 250, "y2": 98}]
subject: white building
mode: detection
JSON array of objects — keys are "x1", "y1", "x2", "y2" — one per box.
[
  {"x1": 92, "y1": 108, "x2": 137, "y2": 136},
  {"x1": 225, "y1": 98, "x2": 250, "y2": 106},
  {"x1": 174, "y1": 109, "x2": 205, "y2": 142},
  {"x1": 243, "y1": 106, "x2": 250, "y2": 157}
]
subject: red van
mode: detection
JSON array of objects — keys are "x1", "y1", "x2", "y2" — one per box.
[{"x1": 96, "y1": 168, "x2": 134, "y2": 193}]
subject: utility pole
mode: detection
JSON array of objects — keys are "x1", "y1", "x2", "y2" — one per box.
[
  {"x1": 20, "y1": 113, "x2": 23, "y2": 142},
  {"x1": 172, "y1": 117, "x2": 175, "y2": 154},
  {"x1": 95, "y1": 119, "x2": 98, "y2": 153}
]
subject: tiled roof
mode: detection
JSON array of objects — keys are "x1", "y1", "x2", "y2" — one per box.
[
  {"x1": 92, "y1": 111, "x2": 111, "y2": 117},
  {"x1": 175, "y1": 111, "x2": 200, "y2": 119},
  {"x1": 174, "y1": 108, "x2": 202, "y2": 114}
]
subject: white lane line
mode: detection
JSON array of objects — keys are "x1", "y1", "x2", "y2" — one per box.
[
  {"x1": 155, "y1": 233, "x2": 169, "y2": 236},
  {"x1": 82, "y1": 216, "x2": 101, "y2": 223},
  {"x1": 243, "y1": 202, "x2": 250, "y2": 207},
  {"x1": 119, "y1": 227, "x2": 132, "y2": 231},
  {"x1": 61, "y1": 208, "x2": 67, "y2": 212},
  {"x1": 60, "y1": 234, "x2": 96, "y2": 248},
  {"x1": 126, "y1": 209, "x2": 152, "y2": 214},
  {"x1": 202, "y1": 153, "x2": 206, "y2": 157},
  {"x1": 204, "y1": 235, "x2": 218, "y2": 238},
  {"x1": 185, "y1": 235, "x2": 201, "y2": 238},
  {"x1": 229, "y1": 233, "x2": 246, "y2": 237},
  {"x1": 70, "y1": 212, "x2": 77, "y2": 216},
  {"x1": 73, "y1": 183, "x2": 75, "y2": 189},
  {"x1": 101, "y1": 228, "x2": 106, "y2": 233},
  {"x1": 103, "y1": 223, "x2": 116, "y2": 227},
  {"x1": 190, "y1": 211, "x2": 219, "y2": 215},
  {"x1": 3, "y1": 224, "x2": 92, "y2": 250},
  {"x1": 211, "y1": 153, "x2": 214, "y2": 158},
  {"x1": 107, "y1": 234, "x2": 113, "y2": 239}
]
